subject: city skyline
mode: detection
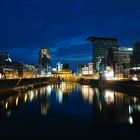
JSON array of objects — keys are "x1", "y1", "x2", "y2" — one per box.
[
  {"x1": 0, "y1": 1, "x2": 140, "y2": 139},
  {"x1": 0, "y1": 0, "x2": 140, "y2": 70}
]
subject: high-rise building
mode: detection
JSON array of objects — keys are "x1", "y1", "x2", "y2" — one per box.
[
  {"x1": 87, "y1": 37, "x2": 118, "y2": 73},
  {"x1": 39, "y1": 48, "x2": 51, "y2": 72},
  {"x1": 107, "y1": 46, "x2": 133, "y2": 77},
  {"x1": 133, "y1": 42, "x2": 140, "y2": 66}
]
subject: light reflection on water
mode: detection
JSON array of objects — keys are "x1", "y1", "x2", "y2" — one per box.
[{"x1": 0, "y1": 82, "x2": 140, "y2": 130}]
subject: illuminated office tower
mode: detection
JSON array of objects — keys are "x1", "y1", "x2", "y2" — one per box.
[
  {"x1": 107, "y1": 46, "x2": 133, "y2": 77},
  {"x1": 39, "y1": 48, "x2": 51, "y2": 72},
  {"x1": 87, "y1": 37, "x2": 118, "y2": 73}
]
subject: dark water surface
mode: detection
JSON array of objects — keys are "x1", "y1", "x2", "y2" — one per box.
[{"x1": 0, "y1": 82, "x2": 140, "y2": 139}]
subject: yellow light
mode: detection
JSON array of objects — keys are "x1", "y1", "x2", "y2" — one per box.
[
  {"x1": 30, "y1": 93, "x2": 34, "y2": 101},
  {"x1": 16, "y1": 97, "x2": 19, "y2": 106},
  {"x1": 24, "y1": 94, "x2": 27, "y2": 102},
  {"x1": 5, "y1": 102, "x2": 8, "y2": 109},
  {"x1": 105, "y1": 90, "x2": 114, "y2": 104},
  {"x1": 99, "y1": 102, "x2": 102, "y2": 111}
]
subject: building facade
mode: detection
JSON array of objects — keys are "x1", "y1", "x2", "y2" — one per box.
[
  {"x1": 133, "y1": 42, "x2": 140, "y2": 66},
  {"x1": 0, "y1": 52, "x2": 14, "y2": 79},
  {"x1": 0, "y1": 52, "x2": 37, "y2": 79},
  {"x1": 107, "y1": 47, "x2": 133, "y2": 78},
  {"x1": 81, "y1": 62, "x2": 94, "y2": 76},
  {"x1": 39, "y1": 48, "x2": 51, "y2": 73},
  {"x1": 87, "y1": 37, "x2": 118, "y2": 73},
  {"x1": 56, "y1": 62, "x2": 69, "y2": 71}
]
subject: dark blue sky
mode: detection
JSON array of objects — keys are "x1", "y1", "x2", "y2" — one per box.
[{"x1": 0, "y1": 0, "x2": 140, "y2": 71}]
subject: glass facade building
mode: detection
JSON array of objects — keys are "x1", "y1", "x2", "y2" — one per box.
[
  {"x1": 39, "y1": 48, "x2": 51, "y2": 72},
  {"x1": 87, "y1": 37, "x2": 118, "y2": 73}
]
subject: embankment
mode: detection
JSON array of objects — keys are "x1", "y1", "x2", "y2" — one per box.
[{"x1": 0, "y1": 77, "x2": 58, "y2": 95}]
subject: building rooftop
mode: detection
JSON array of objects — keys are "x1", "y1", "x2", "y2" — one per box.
[{"x1": 86, "y1": 37, "x2": 118, "y2": 42}]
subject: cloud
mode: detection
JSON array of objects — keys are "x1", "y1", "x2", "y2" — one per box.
[{"x1": 53, "y1": 54, "x2": 91, "y2": 61}]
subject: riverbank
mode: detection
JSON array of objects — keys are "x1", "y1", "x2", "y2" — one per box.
[
  {"x1": 90, "y1": 79, "x2": 140, "y2": 96},
  {"x1": 0, "y1": 77, "x2": 58, "y2": 95},
  {"x1": 0, "y1": 77, "x2": 140, "y2": 97},
  {"x1": 75, "y1": 77, "x2": 140, "y2": 96}
]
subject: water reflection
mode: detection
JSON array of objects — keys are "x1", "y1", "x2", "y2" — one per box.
[
  {"x1": 0, "y1": 82, "x2": 140, "y2": 129},
  {"x1": 52, "y1": 82, "x2": 76, "y2": 103},
  {"x1": 81, "y1": 85, "x2": 94, "y2": 104},
  {"x1": 0, "y1": 93, "x2": 26, "y2": 118},
  {"x1": 80, "y1": 85, "x2": 140, "y2": 127}
]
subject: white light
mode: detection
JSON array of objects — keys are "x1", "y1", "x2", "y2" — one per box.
[
  {"x1": 105, "y1": 90, "x2": 114, "y2": 104},
  {"x1": 105, "y1": 71, "x2": 114, "y2": 79},
  {"x1": 128, "y1": 48, "x2": 133, "y2": 51},
  {"x1": 128, "y1": 116, "x2": 133, "y2": 125},
  {"x1": 47, "y1": 85, "x2": 52, "y2": 95},
  {"x1": 138, "y1": 105, "x2": 140, "y2": 111},
  {"x1": 131, "y1": 67, "x2": 140, "y2": 70},
  {"x1": 132, "y1": 75, "x2": 139, "y2": 81},
  {"x1": 104, "y1": 67, "x2": 114, "y2": 79},
  {"x1": 129, "y1": 105, "x2": 133, "y2": 114},
  {"x1": 8, "y1": 58, "x2": 12, "y2": 62},
  {"x1": 58, "y1": 90, "x2": 63, "y2": 103},
  {"x1": 5, "y1": 102, "x2": 8, "y2": 109}
]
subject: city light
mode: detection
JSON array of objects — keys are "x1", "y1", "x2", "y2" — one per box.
[
  {"x1": 29, "y1": 91, "x2": 34, "y2": 102},
  {"x1": 57, "y1": 90, "x2": 63, "y2": 103},
  {"x1": 105, "y1": 71, "x2": 114, "y2": 79},
  {"x1": 46, "y1": 85, "x2": 52, "y2": 95},
  {"x1": 128, "y1": 116, "x2": 133, "y2": 125},
  {"x1": 104, "y1": 90, "x2": 115, "y2": 104},
  {"x1": 104, "y1": 66, "x2": 114, "y2": 80},
  {"x1": 0, "y1": 0, "x2": 140, "y2": 139},
  {"x1": 132, "y1": 75, "x2": 139, "y2": 81},
  {"x1": 5, "y1": 102, "x2": 8, "y2": 109},
  {"x1": 24, "y1": 94, "x2": 28, "y2": 102},
  {"x1": 16, "y1": 97, "x2": 19, "y2": 106},
  {"x1": 81, "y1": 85, "x2": 94, "y2": 104}
]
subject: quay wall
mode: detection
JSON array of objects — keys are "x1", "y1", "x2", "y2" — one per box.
[{"x1": 0, "y1": 77, "x2": 58, "y2": 89}]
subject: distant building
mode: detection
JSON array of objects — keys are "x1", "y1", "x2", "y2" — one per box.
[
  {"x1": 52, "y1": 70, "x2": 73, "y2": 79},
  {"x1": 52, "y1": 62, "x2": 72, "y2": 80},
  {"x1": 87, "y1": 37, "x2": 118, "y2": 73},
  {"x1": 133, "y1": 42, "x2": 140, "y2": 66},
  {"x1": 39, "y1": 48, "x2": 51, "y2": 72},
  {"x1": 0, "y1": 52, "x2": 12, "y2": 65},
  {"x1": 56, "y1": 62, "x2": 69, "y2": 71},
  {"x1": 81, "y1": 62, "x2": 94, "y2": 76},
  {"x1": 0, "y1": 52, "x2": 14, "y2": 79},
  {"x1": 77, "y1": 64, "x2": 84, "y2": 75},
  {"x1": 0, "y1": 52, "x2": 36, "y2": 79}
]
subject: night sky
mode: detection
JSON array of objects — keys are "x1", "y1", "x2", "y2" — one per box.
[{"x1": 0, "y1": 0, "x2": 140, "y2": 71}]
